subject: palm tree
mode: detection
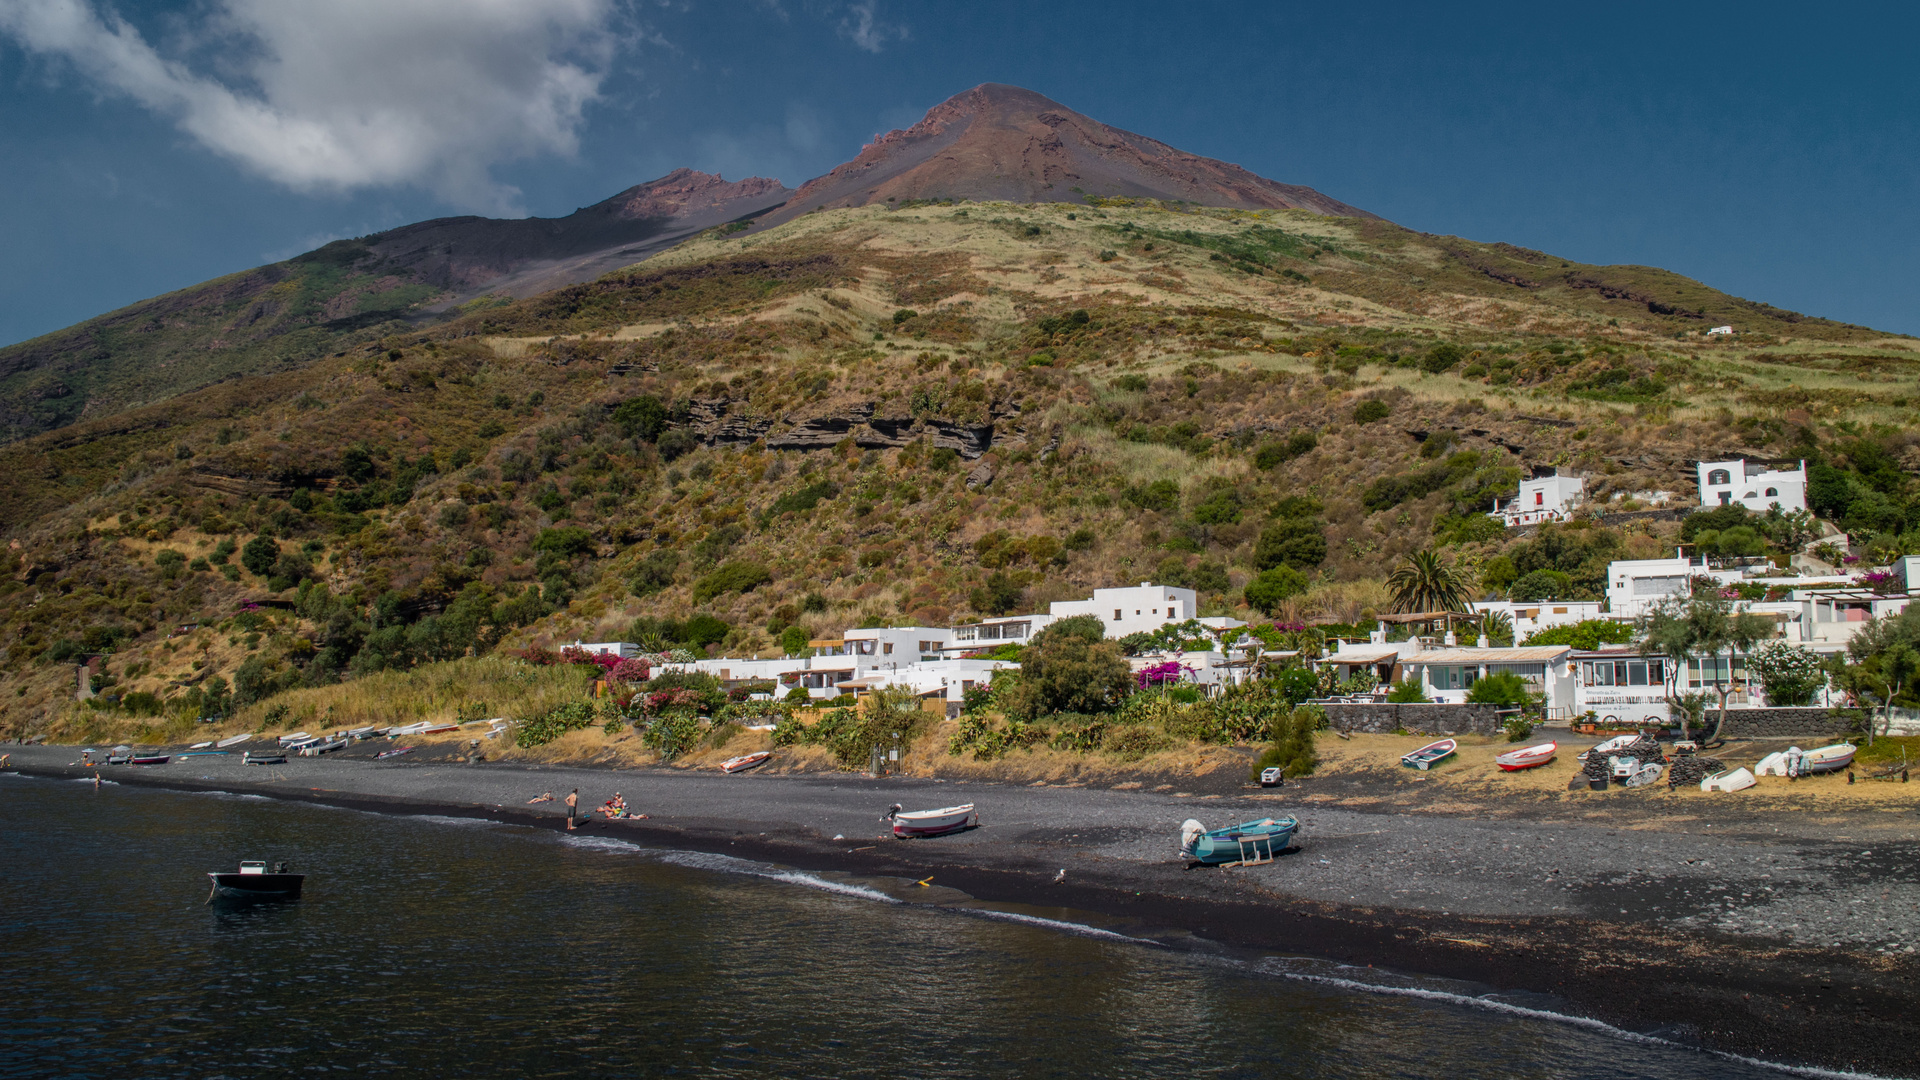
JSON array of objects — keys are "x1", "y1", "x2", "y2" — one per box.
[{"x1": 1386, "y1": 549, "x2": 1474, "y2": 628}]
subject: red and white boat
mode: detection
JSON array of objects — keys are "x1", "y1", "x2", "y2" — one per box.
[
  {"x1": 1495, "y1": 741, "x2": 1558, "y2": 771},
  {"x1": 884, "y1": 803, "x2": 976, "y2": 838},
  {"x1": 720, "y1": 751, "x2": 770, "y2": 774},
  {"x1": 1802, "y1": 743, "x2": 1857, "y2": 773}
]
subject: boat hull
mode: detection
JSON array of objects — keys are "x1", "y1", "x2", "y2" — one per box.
[
  {"x1": 890, "y1": 804, "x2": 976, "y2": 838},
  {"x1": 1701, "y1": 767, "x2": 1757, "y2": 793},
  {"x1": 1184, "y1": 818, "x2": 1300, "y2": 865},
  {"x1": 1804, "y1": 744, "x2": 1856, "y2": 773},
  {"x1": 1495, "y1": 741, "x2": 1557, "y2": 771},
  {"x1": 1401, "y1": 739, "x2": 1457, "y2": 770},
  {"x1": 129, "y1": 755, "x2": 170, "y2": 765},
  {"x1": 242, "y1": 753, "x2": 287, "y2": 766},
  {"x1": 207, "y1": 873, "x2": 304, "y2": 899},
  {"x1": 721, "y1": 752, "x2": 770, "y2": 774}
]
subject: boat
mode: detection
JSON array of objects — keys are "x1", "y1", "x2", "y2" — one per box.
[
  {"x1": 1755, "y1": 750, "x2": 1792, "y2": 777},
  {"x1": 883, "y1": 803, "x2": 976, "y2": 838},
  {"x1": 419, "y1": 722, "x2": 459, "y2": 735},
  {"x1": 1803, "y1": 743, "x2": 1857, "y2": 774},
  {"x1": 346, "y1": 726, "x2": 379, "y2": 740},
  {"x1": 281, "y1": 736, "x2": 321, "y2": 751},
  {"x1": 242, "y1": 751, "x2": 287, "y2": 766},
  {"x1": 720, "y1": 751, "x2": 770, "y2": 773},
  {"x1": 1180, "y1": 817, "x2": 1300, "y2": 866},
  {"x1": 1400, "y1": 739, "x2": 1457, "y2": 770},
  {"x1": 1259, "y1": 766, "x2": 1283, "y2": 787},
  {"x1": 1495, "y1": 741, "x2": 1557, "y2": 771},
  {"x1": 188, "y1": 741, "x2": 213, "y2": 750},
  {"x1": 373, "y1": 746, "x2": 413, "y2": 760},
  {"x1": 179, "y1": 750, "x2": 228, "y2": 758},
  {"x1": 387, "y1": 722, "x2": 431, "y2": 736},
  {"x1": 298, "y1": 739, "x2": 347, "y2": 757},
  {"x1": 215, "y1": 734, "x2": 250, "y2": 748},
  {"x1": 207, "y1": 860, "x2": 303, "y2": 901},
  {"x1": 105, "y1": 745, "x2": 133, "y2": 765},
  {"x1": 1611, "y1": 755, "x2": 1641, "y2": 781},
  {"x1": 129, "y1": 753, "x2": 170, "y2": 765},
  {"x1": 1624, "y1": 761, "x2": 1665, "y2": 787},
  {"x1": 276, "y1": 731, "x2": 311, "y2": 745},
  {"x1": 1700, "y1": 767, "x2": 1757, "y2": 793},
  {"x1": 1577, "y1": 735, "x2": 1638, "y2": 763}
]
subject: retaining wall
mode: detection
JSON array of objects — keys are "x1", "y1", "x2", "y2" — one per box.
[
  {"x1": 1706, "y1": 707, "x2": 1859, "y2": 739},
  {"x1": 1325, "y1": 703, "x2": 1506, "y2": 736}
]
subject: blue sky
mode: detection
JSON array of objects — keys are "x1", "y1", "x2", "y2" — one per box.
[{"x1": 1, "y1": 0, "x2": 1915, "y2": 347}]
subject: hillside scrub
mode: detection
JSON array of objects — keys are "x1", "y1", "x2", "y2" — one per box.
[{"x1": 4, "y1": 202, "x2": 1920, "y2": 740}]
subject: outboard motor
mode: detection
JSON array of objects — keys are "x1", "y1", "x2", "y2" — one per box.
[
  {"x1": 881, "y1": 803, "x2": 903, "y2": 824},
  {"x1": 1179, "y1": 819, "x2": 1206, "y2": 858}
]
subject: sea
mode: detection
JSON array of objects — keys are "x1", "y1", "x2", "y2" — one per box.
[{"x1": 0, "y1": 773, "x2": 1875, "y2": 1079}]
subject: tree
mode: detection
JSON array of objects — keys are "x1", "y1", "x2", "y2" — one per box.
[
  {"x1": 1386, "y1": 549, "x2": 1473, "y2": 622},
  {"x1": 612, "y1": 395, "x2": 668, "y2": 442},
  {"x1": 1001, "y1": 617, "x2": 1131, "y2": 718},
  {"x1": 970, "y1": 571, "x2": 1024, "y2": 615},
  {"x1": 1244, "y1": 566, "x2": 1308, "y2": 614},
  {"x1": 1520, "y1": 619, "x2": 1632, "y2": 651},
  {"x1": 1254, "y1": 518, "x2": 1327, "y2": 570},
  {"x1": 1421, "y1": 342, "x2": 1466, "y2": 373},
  {"x1": 1637, "y1": 595, "x2": 1773, "y2": 742},
  {"x1": 1387, "y1": 679, "x2": 1429, "y2": 703},
  {"x1": 779, "y1": 625, "x2": 810, "y2": 657},
  {"x1": 1745, "y1": 641, "x2": 1825, "y2": 707},
  {"x1": 240, "y1": 535, "x2": 279, "y2": 577},
  {"x1": 1352, "y1": 399, "x2": 1391, "y2": 424},
  {"x1": 1508, "y1": 569, "x2": 1573, "y2": 602},
  {"x1": 1466, "y1": 670, "x2": 1533, "y2": 708}
]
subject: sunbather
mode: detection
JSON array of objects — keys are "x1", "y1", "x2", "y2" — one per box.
[{"x1": 527, "y1": 792, "x2": 554, "y2": 804}]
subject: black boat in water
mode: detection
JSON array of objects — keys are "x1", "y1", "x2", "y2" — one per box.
[{"x1": 207, "y1": 860, "x2": 304, "y2": 901}]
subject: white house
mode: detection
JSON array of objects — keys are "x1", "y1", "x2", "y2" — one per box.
[
  {"x1": 1050, "y1": 582, "x2": 1200, "y2": 639},
  {"x1": 1472, "y1": 600, "x2": 1609, "y2": 642},
  {"x1": 1706, "y1": 325, "x2": 1734, "y2": 336},
  {"x1": 1397, "y1": 644, "x2": 1578, "y2": 717},
  {"x1": 1696, "y1": 459, "x2": 1806, "y2": 513},
  {"x1": 946, "y1": 614, "x2": 1055, "y2": 652},
  {"x1": 1490, "y1": 470, "x2": 1585, "y2": 527},
  {"x1": 575, "y1": 641, "x2": 641, "y2": 659}
]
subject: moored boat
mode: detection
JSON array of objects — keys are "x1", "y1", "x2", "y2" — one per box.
[
  {"x1": 720, "y1": 751, "x2": 770, "y2": 773},
  {"x1": 298, "y1": 739, "x2": 347, "y2": 757},
  {"x1": 242, "y1": 751, "x2": 287, "y2": 766},
  {"x1": 884, "y1": 803, "x2": 976, "y2": 838},
  {"x1": 276, "y1": 731, "x2": 311, "y2": 745},
  {"x1": 188, "y1": 741, "x2": 213, "y2": 750},
  {"x1": 373, "y1": 746, "x2": 413, "y2": 760},
  {"x1": 1755, "y1": 750, "x2": 1791, "y2": 777},
  {"x1": 1495, "y1": 741, "x2": 1557, "y2": 771},
  {"x1": 179, "y1": 750, "x2": 228, "y2": 758},
  {"x1": 1700, "y1": 767, "x2": 1757, "y2": 793},
  {"x1": 1401, "y1": 739, "x2": 1457, "y2": 770},
  {"x1": 129, "y1": 753, "x2": 170, "y2": 765},
  {"x1": 1624, "y1": 761, "x2": 1664, "y2": 787},
  {"x1": 105, "y1": 745, "x2": 133, "y2": 765},
  {"x1": 1180, "y1": 817, "x2": 1300, "y2": 865},
  {"x1": 215, "y1": 734, "x2": 250, "y2": 748},
  {"x1": 207, "y1": 860, "x2": 303, "y2": 901},
  {"x1": 1803, "y1": 743, "x2": 1857, "y2": 773}
]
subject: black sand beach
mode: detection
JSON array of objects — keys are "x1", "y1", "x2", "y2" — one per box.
[{"x1": 9, "y1": 743, "x2": 1919, "y2": 1077}]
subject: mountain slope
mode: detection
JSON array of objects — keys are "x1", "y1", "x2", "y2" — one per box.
[
  {"x1": 755, "y1": 83, "x2": 1373, "y2": 229},
  {"x1": 0, "y1": 170, "x2": 790, "y2": 439}
]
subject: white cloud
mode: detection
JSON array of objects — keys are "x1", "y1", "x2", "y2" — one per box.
[
  {"x1": 0, "y1": 0, "x2": 625, "y2": 213},
  {"x1": 836, "y1": 0, "x2": 905, "y2": 53}
]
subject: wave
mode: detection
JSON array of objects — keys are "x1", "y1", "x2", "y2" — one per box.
[
  {"x1": 958, "y1": 907, "x2": 1163, "y2": 946},
  {"x1": 188, "y1": 789, "x2": 270, "y2": 800},
  {"x1": 560, "y1": 834, "x2": 646, "y2": 855},
  {"x1": 1266, "y1": 962, "x2": 1893, "y2": 1080},
  {"x1": 764, "y1": 871, "x2": 901, "y2": 904},
  {"x1": 405, "y1": 814, "x2": 504, "y2": 829}
]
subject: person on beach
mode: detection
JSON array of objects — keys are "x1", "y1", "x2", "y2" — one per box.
[
  {"x1": 527, "y1": 792, "x2": 554, "y2": 803},
  {"x1": 565, "y1": 789, "x2": 579, "y2": 830},
  {"x1": 92, "y1": 771, "x2": 100, "y2": 791}
]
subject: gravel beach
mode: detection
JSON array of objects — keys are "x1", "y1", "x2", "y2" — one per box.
[{"x1": 8, "y1": 740, "x2": 1919, "y2": 1077}]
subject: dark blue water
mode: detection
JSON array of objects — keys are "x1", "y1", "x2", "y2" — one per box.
[{"x1": 0, "y1": 774, "x2": 1858, "y2": 1078}]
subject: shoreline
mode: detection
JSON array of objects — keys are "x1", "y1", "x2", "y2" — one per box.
[{"x1": 7, "y1": 745, "x2": 1918, "y2": 1078}]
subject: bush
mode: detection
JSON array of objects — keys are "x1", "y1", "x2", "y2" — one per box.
[
  {"x1": 1508, "y1": 569, "x2": 1574, "y2": 602},
  {"x1": 627, "y1": 550, "x2": 678, "y2": 596},
  {"x1": 1432, "y1": 512, "x2": 1505, "y2": 546},
  {"x1": 999, "y1": 620, "x2": 1131, "y2": 718},
  {"x1": 1421, "y1": 342, "x2": 1466, "y2": 373},
  {"x1": 779, "y1": 624, "x2": 810, "y2": 656},
  {"x1": 1251, "y1": 705, "x2": 1323, "y2": 779},
  {"x1": 643, "y1": 712, "x2": 703, "y2": 760},
  {"x1": 1254, "y1": 518, "x2": 1326, "y2": 570},
  {"x1": 1387, "y1": 679, "x2": 1429, "y2": 703},
  {"x1": 1465, "y1": 671, "x2": 1532, "y2": 707},
  {"x1": 784, "y1": 686, "x2": 812, "y2": 703},
  {"x1": 534, "y1": 526, "x2": 594, "y2": 558},
  {"x1": 657, "y1": 428, "x2": 698, "y2": 461},
  {"x1": 679, "y1": 614, "x2": 731, "y2": 649},
  {"x1": 1244, "y1": 566, "x2": 1308, "y2": 614},
  {"x1": 970, "y1": 571, "x2": 1025, "y2": 616},
  {"x1": 1503, "y1": 715, "x2": 1535, "y2": 742},
  {"x1": 613, "y1": 395, "x2": 668, "y2": 442},
  {"x1": 1520, "y1": 619, "x2": 1633, "y2": 650},
  {"x1": 1253, "y1": 430, "x2": 1317, "y2": 470},
  {"x1": 1352, "y1": 399, "x2": 1391, "y2": 424},
  {"x1": 767, "y1": 479, "x2": 839, "y2": 517},
  {"x1": 515, "y1": 701, "x2": 597, "y2": 747},
  {"x1": 692, "y1": 560, "x2": 772, "y2": 603},
  {"x1": 240, "y1": 535, "x2": 279, "y2": 576},
  {"x1": 1123, "y1": 479, "x2": 1180, "y2": 513},
  {"x1": 1747, "y1": 640, "x2": 1825, "y2": 707}
]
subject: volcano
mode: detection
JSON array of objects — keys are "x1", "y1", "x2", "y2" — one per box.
[{"x1": 754, "y1": 83, "x2": 1374, "y2": 228}]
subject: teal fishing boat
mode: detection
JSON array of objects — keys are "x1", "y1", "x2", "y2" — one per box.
[
  {"x1": 1179, "y1": 817, "x2": 1299, "y2": 866},
  {"x1": 1400, "y1": 738, "x2": 1457, "y2": 770}
]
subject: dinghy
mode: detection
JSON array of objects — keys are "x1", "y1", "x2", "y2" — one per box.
[
  {"x1": 298, "y1": 739, "x2": 347, "y2": 757},
  {"x1": 720, "y1": 751, "x2": 770, "y2": 774},
  {"x1": 129, "y1": 753, "x2": 170, "y2": 765},
  {"x1": 188, "y1": 741, "x2": 214, "y2": 750},
  {"x1": 215, "y1": 734, "x2": 250, "y2": 748},
  {"x1": 1400, "y1": 738, "x2": 1457, "y2": 770},
  {"x1": 207, "y1": 860, "x2": 303, "y2": 901},
  {"x1": 276, "y1": 731, "x2": 311, "y2": 745},
  {"x1": 1259, "y1": 766, "x2": 1284, "y2": 787},
  {"x1": 1755, "y1": 750, "x2": 1792, "y2": 777},
  {"x1": 884, "y1": 803, "x2": 976, "y2": 838},
  {"x1": 179, "y1": 750, "x2": 229, "y2": 758},
  {"x1": 1700, "y1": 767, "x2": 1757, "y2": 793},
  {"x1": 1577, "y1": 735, "x2": 1637, "y2": 763},
  {"x1": 1495, "y1": 741, "x2": 1557, "y2": 771},
  {"x1": 1803, "y1": 743, "x2": 1857, "y2": 773},
  {"x1": 242, "y1": 751, "x2": 286, "y2": 766},
  {"x1": 1179, "y1": 817, "x2": 1300, "y2": 866},
  {"x1": 281, "y1": 735, "x2": 321, "y2": 751},
  {"x1": 373, "y1": 746, "x2": 413, "y2": 760},
  {"x1": 105, "y1": 745, "x2": 133, "y2": 765},
  {"x1": 1624, "y1": 761, "x2": 1665, "y2": 787}
]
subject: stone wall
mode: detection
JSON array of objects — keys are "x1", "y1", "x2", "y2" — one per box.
[
  {"x1": 1706, "y1": 707, "x2": 1858, "y2": 739},
  {"x1": 1325, "y1": 703, "x2": 1506, "y2": 736}
]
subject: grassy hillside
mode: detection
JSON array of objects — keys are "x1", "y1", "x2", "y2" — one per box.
[{"x1": 4, "y1": 200, "x2": 1916, "y2": 743}]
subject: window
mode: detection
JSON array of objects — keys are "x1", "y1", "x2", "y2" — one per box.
[
  {"x1": 1535, "y1": 491, "x2": 1544, "y2": 506},
  {"x1": 1765, "y1": 487, "x2": 1778, "y2": 497},
  {"x1": 882, "y1": 643, "x2": 893, "y2": 655},
  {"x1": 1113, "y1": 609, "x2": 1121, "y2": 620},
  {"x1": 1708, "y1": 469, "x2": 1731, "y2": 485},
  {"x1": 1429, "y1": 665, "x2": 1467, "y2": 690}
]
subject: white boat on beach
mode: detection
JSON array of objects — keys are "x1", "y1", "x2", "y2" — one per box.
[
  {"x1": 884, "y1": 803, "x2": 976, "y2": 838},
  {"x1": 1701, "y1": 767, "x2": 1757, "y2": 793},
  {"x1": 1803, "y1": 743, "x2": 1857, "y2": 773},
  {"x1": 720, "y1": 751, "x2": 770, "y2": 774},
  {"x1": 1755, "y1": 750, "x2": 1793, "y2": 777},
  {"x1": 216, "y1": 734, "x2": 250, "y2": 748},
  {"x1": 188, "y1": 741, "x2": 213, "y2": 750},
  {"x1": 276, "y1": 731, "x2": 311, "y2": 745}
]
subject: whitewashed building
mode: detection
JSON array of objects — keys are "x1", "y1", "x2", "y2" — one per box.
[
  {"x1": 1396, "y1": 644, "x2": 1578, "y2": 716},
  {"x1": 1697, "y1": 459, "x2": 1806, "y2": 513},
  {"x1": 1490, "y1": 470, "x2": 1585, "y2": 527},
  {"x1": 1472, "y1": 600, "x2": 1609, "y2": 642},
  {"x1": 1050, "y1": 582, "x2": 1200, "y2": 639}
]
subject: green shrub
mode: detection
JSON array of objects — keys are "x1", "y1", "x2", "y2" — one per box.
[
  {"x1": 1465, "y1": 670, "x2": 1532, "y2": 707},
  {"x1": 627, "y1": 550, "x2": 678, "y2": 596},
  {"x1": 1251, "y1": 705, "x2": 1323, "y2": 779},
  {"x1": 1503, "y1": 716, "x2": 1535, "y2": 742},
  {"x1": 533, "y1": 526, "x2": 594, "y2": 558},
  {"x1": 644, "y1": 712, "x2": 703, "y2": 760},
  {"x1": 1387, "y1": 679, "x2": 1429, "y2": 703},
  {"x1": 1519, "y1": 619, "x2": 1633, "y2": 650},
  {"x1": 1254, "y1": 518, "x2": 1326, "y2": 570},
  {"x1": 1244, "y1": 566, "x2": 1308, "y2": 614},
  {"x1": 1123, "y1": 479, "x2": 1180, "y2": 512},
  {"x1": 613, "y1": 395, "x2": 668, "y2": 441},
  {"x1": 1432, "y1": 512, "x2": 1505, "y2": 546},
  {"x1": 1421, "y1": 342, "x2": 1466, "y2": 373},
  {"x1": 767, "y1": 479, "x2": 839, "y2": 517},
  {"x1": 240, "y1": 535, "x2": 279, "y2": 576},
  {"x1": 1352, "y1": 399, "x2": 1391, "y2": 424},
  {"x1": 693, "y1": 561, "x2": 772, "y2": 603},
  {"x1": 516, "y1": 701, "x2": 597, "y2": 747}
]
